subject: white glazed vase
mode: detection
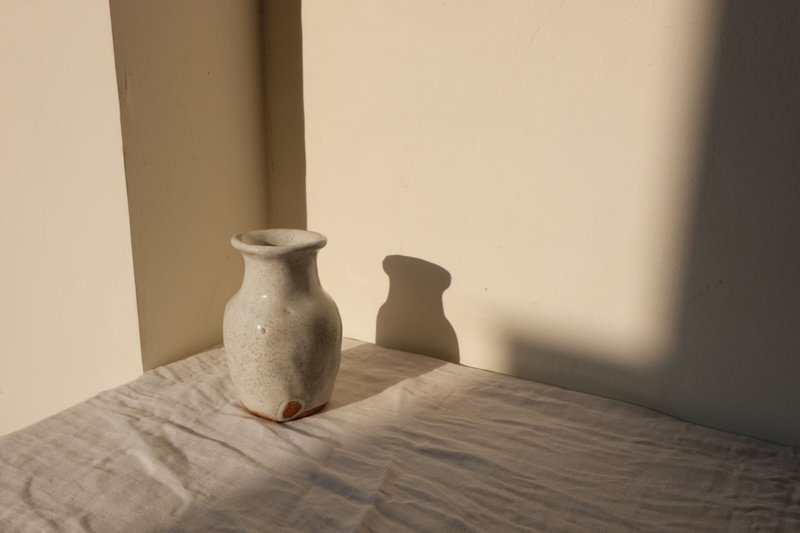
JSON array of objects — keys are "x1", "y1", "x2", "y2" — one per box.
[{"x1": 223, "y1": 229, "x2": 342, "y2": 422}]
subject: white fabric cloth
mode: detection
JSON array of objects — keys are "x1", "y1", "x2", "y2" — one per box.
[{"x1": 1, "y1": 340, "x2": 799, "y2": 532}]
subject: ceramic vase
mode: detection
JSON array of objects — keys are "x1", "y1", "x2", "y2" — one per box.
[{"x1": 223, "y1": 229, "x2": 342, "y2": 422}]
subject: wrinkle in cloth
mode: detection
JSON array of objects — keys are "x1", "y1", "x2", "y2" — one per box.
[{"x1": 1, "y1": 341, "x2": 799, "y2": 532}]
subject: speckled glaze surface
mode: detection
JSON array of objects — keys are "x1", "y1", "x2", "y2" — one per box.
[{"x1": 223, "y1": 229, "x2": 342, "y2": 422}]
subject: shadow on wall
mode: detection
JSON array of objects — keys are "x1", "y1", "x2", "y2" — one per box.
[
  {"x1": 376, "y1": 255, "x2": 460, "y2": 364},
  {"x1": 506, "y1": 1, "x2": 800, "y2": 446},
  {"x1": 263, "y1": 0, "x2": 307, "y2": 230},
  {"x1": 108, "y1": 0, "x2": 271, "y2": 369}
]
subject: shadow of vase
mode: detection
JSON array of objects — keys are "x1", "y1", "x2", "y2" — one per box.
[{"x1": 376, "y1": 255, "x2": 460, "y2": 364}]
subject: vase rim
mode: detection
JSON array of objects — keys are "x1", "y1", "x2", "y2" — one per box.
[{"x1": 231, "y1": 229, "x2": 327, "y2": 257}]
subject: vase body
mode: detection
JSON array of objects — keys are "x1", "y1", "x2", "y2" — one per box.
[{"x1": 223, "y1": 229, "x2": 342, "y2": 422}]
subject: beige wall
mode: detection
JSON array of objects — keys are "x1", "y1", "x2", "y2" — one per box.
[
  {"x1": 263, "y1": 1, "x2": 307, "y2": 230},
  {"x1": 0, "y1": 1, "x2": 142, "y2": 434},
  {"x1": 109, "y1": 0, "x2": 270, "y2": 370},
  {"x1": 304, "y1": 0, "x2": 800, "y2": 446}
]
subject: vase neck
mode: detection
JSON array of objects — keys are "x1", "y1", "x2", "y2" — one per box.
[{"x1": 240, "y1": 252, "x2": 321, "y2": 297}]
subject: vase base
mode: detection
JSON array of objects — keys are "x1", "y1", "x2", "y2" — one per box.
[{"x1": 243, "y1": 402, "x2": 328, "y2": 423}]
